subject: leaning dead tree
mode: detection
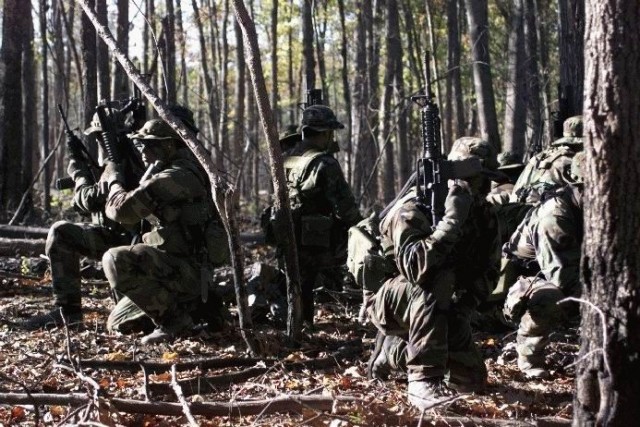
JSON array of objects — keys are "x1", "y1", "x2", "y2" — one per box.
[
  {"x1": 76, "y1": 0, "x2": 258, "y2": 355},
  {"x1": 231, "y1": 0, "x2": 303, "y2": 339}
]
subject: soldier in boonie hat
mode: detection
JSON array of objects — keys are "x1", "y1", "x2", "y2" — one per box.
[
  {"x1": 301, "y1": 105, "x2": 345, "y2": 132},
  {"x1": 552, "y1": 115, "x2": 583, "y2": 146}
]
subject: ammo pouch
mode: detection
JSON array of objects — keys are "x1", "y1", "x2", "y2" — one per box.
[{"x1": 300, "y1": 214, "x2": 333, "y2": 248}]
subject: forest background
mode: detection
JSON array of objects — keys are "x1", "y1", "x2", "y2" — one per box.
[{"x1": 0, "y1": 0, "x2": 584, "y2": 222}]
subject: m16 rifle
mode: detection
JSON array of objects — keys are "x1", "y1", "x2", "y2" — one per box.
[
  {"x1": 56, "y1": 104, "x2": 101, "y2": 190},
  {"x1": 412, "y1": 52, "x2": 453, "y2": 226},
  {"x1": 305, "y1": 88, "x2": 323, "y2": 108}
]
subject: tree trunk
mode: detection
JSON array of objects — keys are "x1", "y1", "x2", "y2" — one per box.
[
  {"x1": 96, "y1": 0, "x2": 110, "y2": 101},
  {"x1": 574, "y1": 1, "x2": 640, "y2": 425},
  {"x1": 503, "y1": 0, "x2": 527, "y2": 157},
  {"x1": 301, "y1": 0, "x2": 315, "y2": 91},
  {"x1": 53, "y1": 0, "x2": 67, "y2": 182},
  {"x1": 445, "y1": 0, "x2": 465, "y2": 144},
  {"x1": 270, "y1": 0, "x2": 278, "y2": 121},
  {"x1": 230, "y1": 0, "x2": 303, "y2": 340},
  {"x1": 76, "y1": 0, "x2": 259, "y2": 355},
  {"x1": 233, "y1": 20, "x2": 246, "y2": 169},
  {"x1": 162, "y1": 0, "x2": 176, "y2": 103},
  {"x1": 287, "y1": 0, "x2": 295, "y2": 125},
  {"x1": 0, "y1": 0, "x2": 29, "y2": 213},
  {"x1": 464, "y1": 0, "x2": 500, "y2": 150},
  {"x1": 217, "y1": 0, "x2": 230, "y2": 171},
  {"x1": 39, "y1": 0, "x2": 51, "y2": 214},
  {"x1": 336, "y1": 0, "x2": 353, "y2": 185},
  {"x1": 175, "y1": 0, "x2": 188, "y2": 105},
  {"x1": 379, "y1": 0, "x2": 399, "y2": 203},
  {"x1": 524, "y1": 0, "x2": 542, "y2": 154},
  {"x1": 314, "y1": 2, "x2": 328, "y2": 96},
  {"x1": 22, "y1": 0, "x2": 37, "y2": 219},
  {"x1": 81, "y1": 0, "x2": 98, "y2": 160},
  {"x1": 558, "y1": 0, "x2": 584, "y2": 116}
]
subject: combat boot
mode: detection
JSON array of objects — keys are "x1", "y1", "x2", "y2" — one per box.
[
  {"x1": 407, "y1": 377, "x2": 457, "y2": 411},
  {"x1": 447, "y1": 353, "x2": 488, "y2": 393},
  {"x1": 517, "y1": 354, "x2": 549, "y2": 379},
  {"x1": 23, "y1": 306, "x2": 82, "y2": 330},
  {"x1": 141, "y1": 311, "x2": 194, "y2": 345},
  {"x1": 367, "y1": 331, "x2": 391, "y2": 380}
]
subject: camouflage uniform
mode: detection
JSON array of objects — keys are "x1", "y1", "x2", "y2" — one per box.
[
  {"x1": 367, "y1": 138, "x2": 500, "y2": 399},
  {"x1": 24, "y1": 117, "x2": 135, "y2": 330},
  {"x1": 510, "y1": 116, "x2": 583, "y2": 204},
  {"x1": 501, "y1": 152, "x2": 584, "y2": 377},
  {"x1": 282, "y1": 106, "x2": 362, "y2": 323},
  {"x1": 102, "y1": 119, "x2": 228, "y2": 343}
]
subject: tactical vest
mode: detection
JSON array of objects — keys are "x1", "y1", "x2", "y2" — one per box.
[{"x1": 512, "y1": 146, "x2": 577, "y2": 204}]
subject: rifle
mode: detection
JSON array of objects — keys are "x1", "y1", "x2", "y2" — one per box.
[
  {"x1": 56, "y1": 104, "x2": 100, "y2": 190},
  {"x1": 551, "y1": 84, "x2": 574, "y2": 142},
  {"x1": 305, "y1": 88, "x2": 323, "y2": 108}
]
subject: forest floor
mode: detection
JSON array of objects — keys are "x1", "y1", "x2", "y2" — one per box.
[{"x1": 0, "y1": 223, "x2": 577, "y2": 426}]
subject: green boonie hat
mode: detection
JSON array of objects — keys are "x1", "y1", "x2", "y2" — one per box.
[
  {"x1": 301, "y1": 105, "x2": 345, "y2": 132},
  {"x1": 552, "y1": 115, "x2": 583, "y2": 146},
  {"x1": 128, "y1": 119, "x2": 179, "y2": 141},
  {"x1": 570, "y1": 151, "x2": 585, "y2": 182},
  {"x1": 279, "y1": 124, "x2": 301, "y2": 148}
]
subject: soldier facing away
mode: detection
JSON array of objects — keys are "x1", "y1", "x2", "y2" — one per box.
[
  {"x1": 501, "y1": 151, "x2": 585, "y2": 378},
  {"x1": 280, "y1": 105, "x2": 362, "y2": 325},
  {"x1": 100, "y1": 118, "x2": 228, "y2": 344},
  {"x1": 366, "y1": 137, "x2": 501, "y2": 410}
]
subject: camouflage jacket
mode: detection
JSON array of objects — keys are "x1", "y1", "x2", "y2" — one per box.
[
  {"x1": 284, "y1": 141, "x2": 362, "y2": 227},
  {"x1": 379, "y1": 187, "x2": 500, "y2": 305},
  {"x1": 503, "y1": 185, "x2": 583, "y2": 296},
  {"x1": 105, "y1": 148, "x2": 225, "y2": 260},
  {"x1": 510, "y1": 145, "x2": 580, "y2": 204}
]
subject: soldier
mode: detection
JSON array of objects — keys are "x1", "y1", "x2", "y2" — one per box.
[
  {"x1": 281, "y1": 105, "x2": 362, "y2": 325},
  {"x1": 367, "y1": 137, "x2": 501, "y2": 410},
  {"x1": 510, "y1": 115, "x2": 583, "y2": 204},
  {"x1": 24, "y1": 113, "x2": 137, "y2": 330},
  {"x1": 486, "y1": 151, "x2": 525, "y2": 205},
  {"x1": 100, "y1": 118, "x2": 228, "y2": 344},
  {"x1": 501, "y1": 151, "x2": 584, "y2": 378}
]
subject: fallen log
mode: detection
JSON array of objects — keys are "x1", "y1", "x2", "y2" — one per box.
[
  {"x1": 0, "y1": 392, "x2": 357, "y2": 417},
  {"x1": 0, "y1": 225, "x2": 49, "y2": 240},
  {"x1": 0, "y1": 238, "x2": 45, "y2": 257},
  {"x1": 76, "y1": 356, "x2": 265, "y2": 373}
]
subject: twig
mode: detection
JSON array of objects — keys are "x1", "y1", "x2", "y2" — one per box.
[
  {"x1": 0, "y1": 372, "x2": 41, "y2": 426},
  {"x1": 170, "y1": 365, "x2": 198, "y2": 427},
  {"x1": 140, "y1": 365, "x2": 150, "y2": 401},
  {"x1": 558, "y1": 296, "x2": 612, "y2": 376},
  {"x1": 76, "y1": 356, "x2": 264, "y2": 373}
]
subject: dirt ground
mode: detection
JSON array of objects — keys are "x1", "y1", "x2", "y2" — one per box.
[{"x1": 0, "y1": 250, "x2": 577, "y2": 426}]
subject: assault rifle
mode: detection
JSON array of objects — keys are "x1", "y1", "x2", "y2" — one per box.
[
  {"x1": 55, "y1": 104, "x2": 101, "y2": 190},
  {"x1": 305, "y1": 88, "x2": 323, "y2": 108},
  {"x1": 281, "y1": 88, "x2": 326, "y2": 151},
  {"x1": 412, "y1": 52, "x2": 480, "y2": 226}
]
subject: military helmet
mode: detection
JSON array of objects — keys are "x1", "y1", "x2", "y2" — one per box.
[
  {"x1": 570, "y1": 151, "x2": 585, "y2": 183},
  {"x1": 552, "y1": 115, "x2": 583, "y2": 146},
  {"x1": 301, "y1": 105, "x2": 345, "y2": 132},
  {"x1": 128, "y1": 119, "x2": 179, "y2": 141}
]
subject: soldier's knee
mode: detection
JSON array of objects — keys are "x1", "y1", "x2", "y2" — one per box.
[{"x1": 45, "y1": 220, "x2": 76, "y2": 254}]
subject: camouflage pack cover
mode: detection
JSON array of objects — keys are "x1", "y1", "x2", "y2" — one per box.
[{"x1": 552, "y1": 115, "x2": 583, "y2": 146}]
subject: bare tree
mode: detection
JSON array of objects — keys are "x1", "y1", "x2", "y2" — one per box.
[
  {"x1": 445, "y1": 0, "x2": 465, "y2": 143},
  {"x1": 40, "y1": 0, "x2": 51, "y2": 214},
  {"x1": 81, "y1": 0, "x2": 98, "y2": 159},
  {"x1": 301, "y1": 0, "x2": 315, "y2": 91},
  {"x1": 175, "y1": 0, "x2": 188, "y2": 105},
  {"x1": 558, "y1": 0, "x2": 584, "y2": 116},
  {"x1": 163, "y1": 0, "x2": 176, "y2": 103},
  {"x1": 464, "y1": 0, "x2": 500, "y2": 149},
  {"x1": 22, "y1": 0, "x2": 37, "y2": 215},
  {"x1": 96, "y1": 0, "x2": 110, "y2": 101},
  {"x1": 574, "y1": 1, "x2": 640, "y2": 424},
  {"x1": 503, "y1": 0, "x2": 527, "y2": 157},
  {"x1": 524, "y1": 0, "x2": 542, "y2": 153}
]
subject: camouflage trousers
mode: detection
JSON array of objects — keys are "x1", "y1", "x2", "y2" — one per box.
[
  {"x1": 503, "y1": 276, "x2": 566, "y2": 366},
  {"x1": 367, "y1": 272, "x2": 486, "y2": 384},
  {"x1": 102, "y1": 244, "x2": 201, "y2": 333},
  {"x1": 46, "y1": 221, "x2": 130, "y2": 307}
]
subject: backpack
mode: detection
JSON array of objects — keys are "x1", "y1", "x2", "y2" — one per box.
[{"x1": 347, "y1": 212, "x2": 395, "y2": 295}]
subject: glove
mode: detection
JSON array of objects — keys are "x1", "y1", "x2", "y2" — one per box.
[
  {"x1": 100, "y1": 160, "x2": 125, "y2": 191},
  {"x1": 431, "y1": 183, "x2": 473, "y2": 243},
  {"x1": 66, "y1": 132, "x2": 84, "y2": 159}
]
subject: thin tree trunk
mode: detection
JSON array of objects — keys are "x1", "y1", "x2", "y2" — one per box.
[
  {"x1": 233, "y1": 20, "x2": 246, "y2": 169},
  {"x1": 175, "y1": 0, "x2": 188, "y2": 105},
  {"x1": 112, "y1": 0, "x2": 129, "y2": 98},
  {"x1": 524, "y1": 0, "x2": 542, "y2": 154},
  {"x1": 503, "y1": 0, "x2": 527, "y2": 157},
  {"x1": 558, "y1": 0, "x2": 584, "y2": 116},
  {"x1": 96, "y1": 0, "x2": 110, "y2": 101},
  {"x1": 301, "y1": 0, "x2": 315, "y2": 91},
  {"x1": 22, "y1": 0, "x2": 37, "y2": 216},
  {"x1": 40, "y1": 0, "x2": 51, "y2": 214},
  {"x1": 163, "y1": 0, "x2": 176, "y2": 103},
  {"x1": 230, "y1": 0, "x2": 303, "y2": 340},
  {"x1": 464, "y1": 0, "x2": 500, "y2": 150},
  {"x1": 53, "y1": 0, "x2": 67, "y2": 182},
  {"x1": 314, "y1": 2, "x2": 328, "y2": 96},
  {"x1": 270, "y1": 0, "x2": 278, "y2": 122},
  {"x1": 81, "y1": 0, "x2": 98, "y2": 160},
  {"x1": 337, "y1": 0, "x2": 353, "y2": 185},
  {"x1": 576, "y1": 1, "x2": 640, "y2": 425},
  {"x1": 218, "y1": 0, "x2": 230, "y2": 171},
  {"x1": 287, "y1": 0, "x2": 295, "y2": 125},
  {"x1": 446, "y1": 0, "x2": 465, "y2": 143},
  {"x1": 76, "y1": 0, "x2": 259, "y2": 355}
]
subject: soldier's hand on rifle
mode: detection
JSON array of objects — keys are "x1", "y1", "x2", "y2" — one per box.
[
  {"x1": 66, "y1": 132, "x2": 84, "y2": 159},
  {"x1": 100, "y1": 160, "x2": 125, "y2": 193},
  {"x1": 442, "y1": 183, "x2": 473, "y2": 225}
]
